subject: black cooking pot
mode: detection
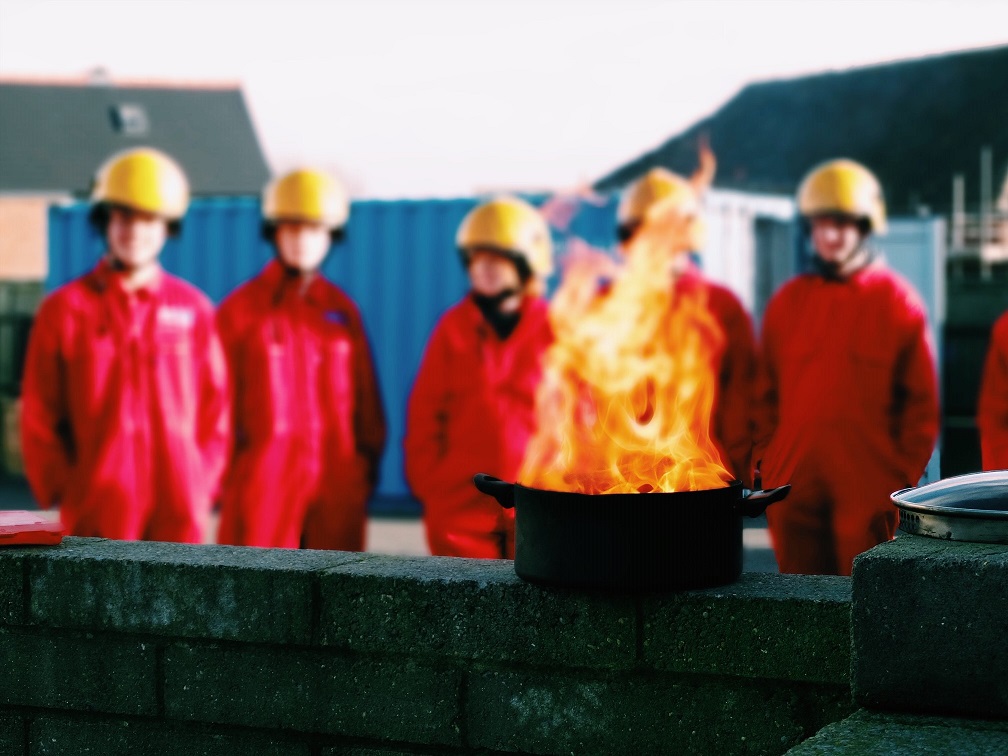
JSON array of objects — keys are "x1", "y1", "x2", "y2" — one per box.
[{"x1": 474, "y1": 474, "x2": 790, "y2": 592}]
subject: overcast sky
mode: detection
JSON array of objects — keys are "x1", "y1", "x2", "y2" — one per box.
[{"x1": 1, "y1": 0, "x2": 1006, "y2": 198}]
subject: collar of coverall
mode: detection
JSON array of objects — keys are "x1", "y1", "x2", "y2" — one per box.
[
  {"x1": 463, "y1": 288, "x2": 534, "y2": 334},
  {"x1": 470, "y1": 289, "x2": 523, "y2": 340},
  {"x1": 672, "y1": 254, "x2": 703, "y2": 279},
  {"x1": 262, "y1": 259, "x2": 330, "y2": 303},
  {"x1": 811, "y1": 244, "x2": 877, "y2": 282},
  {"x1": 92, "y1": 256, "x2": 166, "y2": 296}
]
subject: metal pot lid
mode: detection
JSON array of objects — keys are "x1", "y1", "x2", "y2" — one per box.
[
  {"x1": 891, "y1": 471, "x2": 1008, "y2": 520},
  {"x1": 891, "y1": 472, "x2": 1008, "y2": 544}
]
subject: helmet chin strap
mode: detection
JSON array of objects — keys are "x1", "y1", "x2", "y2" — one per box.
[
  {"x1": 275, "y1": 249, "x2": 322, "y2": 279},
  {"x1": 814, "y1": 243, "x2": 873, "y2": 281},
  {"x1": 104, "y1": 251, "x2": 161, "y2": 290},
  {"x1": 471, "y1": 287, "x2": 524, "y2": 340},
  {"x1": 105, "y1": 251, "x2": 130, "y2": 271},
  {"x1": 473, "y1": 287, "x2": 521, "y2": 308}
]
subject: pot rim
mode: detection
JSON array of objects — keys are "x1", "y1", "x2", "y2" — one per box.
[
  {"x1": 474, "y1": 473, "x2": 789, "y2": 518},
  {"x1": 891, "y1": 477, "x2": 1008, "y2": 520},
  {"x1": 512, "y1": 478, "x2": 744, "y2": 496}
]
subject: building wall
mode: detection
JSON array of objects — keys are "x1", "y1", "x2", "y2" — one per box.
[{"x1": 0, "y1": 195, "x2": 54, "y2": 279}]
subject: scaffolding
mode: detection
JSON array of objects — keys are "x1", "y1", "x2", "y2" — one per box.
[{"x1": 949, "y1": 147, "x2": 1008, "y2": 277}]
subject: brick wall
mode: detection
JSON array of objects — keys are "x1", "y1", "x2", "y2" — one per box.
[
  {"x1": 0, "y1": 538, "x2": 854, "y2": 755},
  {"x1": 0, "y1": 197, "x2": 51, "y2": 280}
]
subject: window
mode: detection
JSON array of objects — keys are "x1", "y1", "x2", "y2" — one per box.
[{"x1": 109, "y1": 104, "x2": 149, "y2": 136}]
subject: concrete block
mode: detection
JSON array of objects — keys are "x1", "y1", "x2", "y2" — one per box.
[
  {"x1": 318, "y1": 555, "x2": 636, "y2": 669},
  {"x1": 643, "y1": 572, "x2": 852, "y2": 685},
  {"x1": 28, "y1": 537, "x2": 365, "y2": 644},
  {"x1": 320, "y1": 748, "x2": 431, "y2": 756},
  {"x1": 467, "y1": 669, "x2": 855, "y2": 755},
  {"x1": 786, "y1": 709, "x2": 1008, "y2": 754},
  {"x1": 0, "y1": 628, "x2": 156, "y2": 715},
  {"x1": 0, "y1": 551, "x2": 25, "y2": 625},
  {"x1": 164, "y1": 643, "x2": 462, "y2": 747},
  {"x1": 0, "y1": 712, "x2": 24, "y2": 756},
  {"x1": 30, "y1": 716, "x2": 309, "y2": 756},
  {"x1": 851, "y1": 536, "x2": 1008, "y2": 717}
]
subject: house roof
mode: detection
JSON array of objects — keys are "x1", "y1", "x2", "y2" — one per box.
[
  {"x1": 594, "y1": 45, "x2": 1008, "y2": 215},
  {"x1": 0, "y1": 79, "x2": 271, "y2": 195}
]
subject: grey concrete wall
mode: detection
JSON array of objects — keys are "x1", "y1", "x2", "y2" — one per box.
[
  {"x1": 852, "y1": 536, "x2": 1008, "y2": 718},
  {"x1": 783, "y1": 536, "x2": 1008, "y2": 754},
  {"x1": 0, "y1": 537, "x2": 854, "y2": 755}
]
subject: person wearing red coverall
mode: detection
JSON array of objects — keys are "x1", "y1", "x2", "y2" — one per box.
[
  {"x1": 20, "y1": 147, "x2": 229, "y2": 542},
  {"x1": 616, "y1": 166, "x2": 757, "y2": 485},
  {"x1": 977, "y1": 313, "x2": 1008, "y2": 469},
  {"x1": 753, "y1": 159, "x2": 939, "y2": 575},
  {"x1": 405, "y1": 197, "x2": 554, "y2": 558},
  {"x1": 216, "y1": 169, "x2": 386, "y2": 550}
]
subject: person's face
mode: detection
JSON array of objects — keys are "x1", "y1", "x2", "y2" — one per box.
[
  {"x1": 106, "y1": 205, "x2": 168, "y2": 270},
  {"x1": 275, "y1": 220, "x2": 331, "y2": 272},
  {"x1": 810, "y1": 215, "x2": 864, "y2": 264},
  {"x1": 468, "y1": 250, "x2": 522, "y2": 296}
]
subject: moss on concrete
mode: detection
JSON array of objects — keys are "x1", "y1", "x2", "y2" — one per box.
[{"x1": 787, "y1": 709, "x2": 1008, "y2": 754}]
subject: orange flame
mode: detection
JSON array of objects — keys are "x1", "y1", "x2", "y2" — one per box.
[
  {"x1": 520, "y1": 194, "x2": 732, "y2": 494},
  {"x1": 691, "y1": 133, "x2": 716, "y2": 196}
]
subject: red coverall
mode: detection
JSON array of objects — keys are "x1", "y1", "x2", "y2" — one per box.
[
  {"x1": 20, "y1": 260, "x2": 230, "y2": 542},
  {"x1": 215, "y1": 261, "x2": 386, "y2": 550},
  {"x1": 675, "y1": 264, "x2": 757, "y2": 485},
  {"x1": 404, "y1": 295, "x2": 552, "y2": 558},
  {"x1": 977, "y1": 311, "x2": 1008, "y2": 469},
  {"x1": 753, "y1": 262, "x2": 940, "y2": 575}
]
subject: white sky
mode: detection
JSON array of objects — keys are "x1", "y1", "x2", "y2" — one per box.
[{"x1": 1, "y1": 0, "x2": 1006, "y2": 198}]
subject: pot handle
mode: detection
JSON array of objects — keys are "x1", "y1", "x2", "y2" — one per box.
[
  {"x1": 473, "y1": 474, "x2": 516, "y2": 510},
  {"x1": 736, "y1": 484, "x2": 791, "y2": 518}
]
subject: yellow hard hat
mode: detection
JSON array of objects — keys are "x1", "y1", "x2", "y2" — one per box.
[
  {"x1": 456, "y1": 196, "x2": 553, "y2": 277},
  {"x1": 797, "y1": 159, "x2": 887, "y2": 234},
  {"x1": 617, "y1": 168, "x2": 705, "y2": 250},
  {"x1": 262, "y1": 169, "x2": 349, "y2": 229},
  {"x1": 91, "y1": 147, "x2": 189, "y2": 220}
]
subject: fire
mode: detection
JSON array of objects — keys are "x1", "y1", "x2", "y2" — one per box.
[{"x1": 519, "y1": 166, "x2": 732, "y2": 494}]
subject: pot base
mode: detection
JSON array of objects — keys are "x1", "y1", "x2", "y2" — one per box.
[
  {"x1": 512, "y1": 493, "x2": 744, "y2": 592},
  {"x1": 472, "y1": 474, "x2": 789, "y2": 593}
]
